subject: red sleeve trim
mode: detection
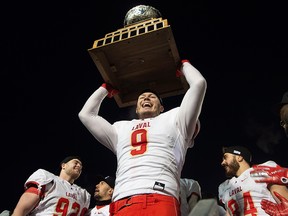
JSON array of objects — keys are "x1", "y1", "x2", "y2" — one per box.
[{"x1": 25, "y1": 187, "x2": 40, "y2": 195}]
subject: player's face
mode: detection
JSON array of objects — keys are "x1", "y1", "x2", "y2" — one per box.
[
  {"x1": 136, "y1": 92, "x2": 164, "y2": 119},
  {"x1": 94, "y1": 181, "x2": 113, "y2": 201},
  {"x1": 64, "y1": 159, "x2": 83, "y2": 179},
  {"x1": 280, "y1": 104, "x2": 288, "y2": 137},
  {"x1": 221, "y1": 153, "x2": 240, "y2": 178}
]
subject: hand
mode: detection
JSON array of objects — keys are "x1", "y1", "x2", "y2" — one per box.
[
  {"x1": 261, "y1": 192, "x2": 288, "y2": 216},
  {"x1": 101, "y1": 83, "x2": 119, "y2": 98},
  {"x1": 250, "y1": 164, "x2": 288, "y2": 185},
  {"x1": 176, "y1": 59, "x2": 190, "y2": 77}
]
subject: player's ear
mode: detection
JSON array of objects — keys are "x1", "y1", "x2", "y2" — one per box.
[
  {"x1": 160, "y1": 105, "x2": 164, "y2": 113},
  {"x1": 237, "y1": 155, "x2": 244, "y2": 163},
  {"x1": 61, "y1": 163, "x2": 65, "y2": 170},
  {"x1": 108, "y1": 188, "x2": 114, "y2": 196}
]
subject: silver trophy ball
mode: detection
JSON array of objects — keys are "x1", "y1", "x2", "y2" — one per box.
[{"x1": 123, "y1": 5, "x2": 162, "y2": 27}]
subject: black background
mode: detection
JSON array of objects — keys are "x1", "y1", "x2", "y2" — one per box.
[{"x1": 1, "y1": 0, "x2": 288, "y2": 211}]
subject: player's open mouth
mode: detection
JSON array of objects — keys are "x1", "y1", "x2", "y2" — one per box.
[{"x1": 142, "y1": 102, "x2": 152, "y2": 108}]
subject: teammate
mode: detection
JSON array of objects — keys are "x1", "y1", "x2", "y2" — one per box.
[
  {"x1": 179, "y1": 178, "x2": 202, "y2": 216},
  {"x1": 11, "y1": 156, "x2": 91, "y2": 216},
  {"x1": 86, "y1": 175, "x2": 115, "y2": 216},
  {"x1": 78, "y1": 59, "x2": 207, "y2": 215},
  {"x1": 218, "y1": 145, "x2": 288, "y2": 215}
]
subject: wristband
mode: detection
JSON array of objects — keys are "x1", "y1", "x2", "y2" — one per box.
[{"x1": 181, "y1": 59, "x2": 190, "y2": 64}]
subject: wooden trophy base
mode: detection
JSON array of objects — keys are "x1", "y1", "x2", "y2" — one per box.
[{"x1": 88, "y1": 18, "x2": 188, "y2": 108}]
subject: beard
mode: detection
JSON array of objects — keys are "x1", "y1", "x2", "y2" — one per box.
[
  {"x1": 94, "y1": 193, "x2": 101, "y2": 201},
  {"x1": 225, "y1": 157, "x2": 240, "y2": 178}
]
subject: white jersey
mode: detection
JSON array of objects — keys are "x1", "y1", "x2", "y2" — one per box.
[
  {"x1": 79, "y1": 61, "x2": 207, "y2": 202},
  {"x1": 179, "y1": 178, "x2": 201, "y2": 216},
  {"x1": 111, "y1": 108, "x2": 193, "y2": 201},
  {"x1": 86, "y1": 205, "x2": 110, "y2": 216},
  {"x1": 218, "y1": 161, "x2": 278, "y2": 215},
  {"x1": 26, "y1": 169, "x2": 91, "y2": 216}
]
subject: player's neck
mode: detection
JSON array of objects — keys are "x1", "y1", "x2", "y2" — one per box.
[{"x1": 236, "y1": 163, "x2": 251, "y2": 177}]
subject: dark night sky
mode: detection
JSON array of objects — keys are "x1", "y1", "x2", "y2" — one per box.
[{"x1": 1, "y1": 0, "x2": 288, "y2": 211}]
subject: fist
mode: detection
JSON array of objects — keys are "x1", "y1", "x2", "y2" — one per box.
[
  {"x1": 101, "y1": 83, "x2": 119, "y2": 98},
  {"x1": 176, "y1": 59, "x2": 191, "y2": 77}
]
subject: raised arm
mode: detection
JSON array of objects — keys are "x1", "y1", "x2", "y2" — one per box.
[
  {"x1": 177, "y1": 60, "x2": 207, "y2": 140},
  {"x1": 78, "y1": 84, "x2": 118, "y2": 151}
]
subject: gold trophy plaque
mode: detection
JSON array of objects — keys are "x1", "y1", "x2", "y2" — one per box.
[{"x1": 88, "y1": 6, "x2": 188, "y2": 107}]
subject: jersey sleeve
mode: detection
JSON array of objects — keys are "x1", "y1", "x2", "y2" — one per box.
[
  {"x1": 78, "y1": 86, "x2": 118, "y2": 152},
  {"x1": 25, "y1": 169, "x2": 55, "y2": 190},
  {"x1": 258, "y1": 160, "x2": 278, "y2": 167},
  {"x1": 177, "y1": 61, "x2": 207, "y2": 143},
  {"x1": 24, "y1": 169, "x2": 55, "y2": 197}
]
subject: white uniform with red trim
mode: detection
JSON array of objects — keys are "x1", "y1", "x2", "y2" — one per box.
[
  {"x1": 25, "y1": 169, "x2": 91, "y2": 216},
  {"x1": 86, "y1": 205, "x2": 110, "y2": 216},
  {"x1": 79, "y1": 61, "x2": 206, "y2": 202},
  {"x1": 218, "y1": 161, "x2": 278, "y2": 215}
]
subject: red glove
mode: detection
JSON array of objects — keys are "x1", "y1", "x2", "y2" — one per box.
[
  {"x1": 261, "y1": 192, "x2": 288, "y2": 216},
  {"x1": 176, "y1": 59, "x2": 190, "y2": 77},
  {"x1": 101, "y1": 83, "x2": 119, "y2": 98},
  {"x1": 250, "y1": 164, "x2": 288, "y2": 185}
]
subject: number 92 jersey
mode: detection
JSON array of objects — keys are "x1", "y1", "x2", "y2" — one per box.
[{"x1": 25, "y1": 169, "x2": 91, "y2": 216}]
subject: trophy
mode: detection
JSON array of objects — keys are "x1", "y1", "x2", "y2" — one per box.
[{"x1": 88, "y1": 5, "x2": 188, "y2": 107}]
